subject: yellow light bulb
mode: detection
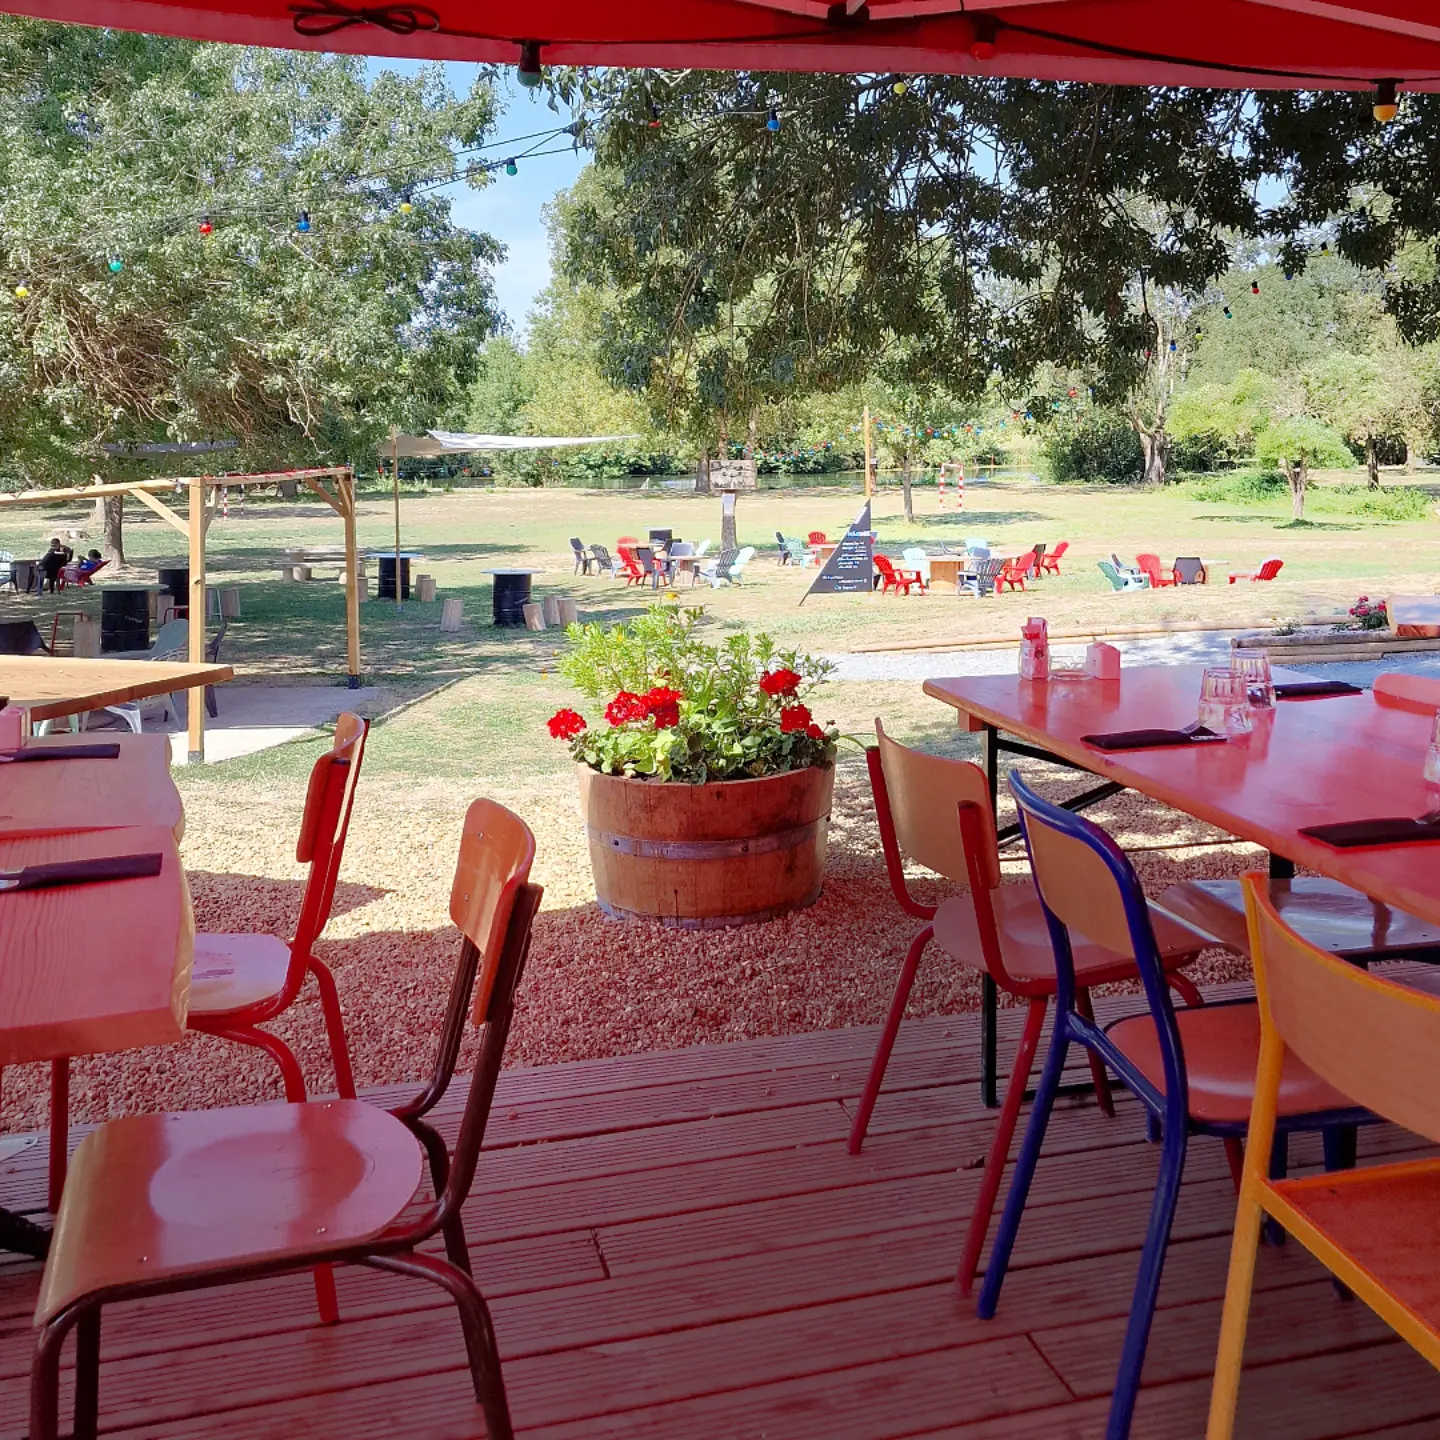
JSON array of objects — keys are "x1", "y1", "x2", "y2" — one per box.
[
  {"x1": 13, "y1": 284, "x2": 28, "y2": 298},
  {"x1": 1374, "y1": 101, "x2": 1399, "y2": 123},
  {"x1": 892, "y1": 80, "x2": 907, "y2": 96}
]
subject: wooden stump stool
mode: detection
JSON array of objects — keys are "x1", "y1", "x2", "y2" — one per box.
[
  {"x1": 522, "y1": 602, "x2": 547, "y2": 632},
  {"x1": 542, "y1": 595, "x2": 563, "y2": 627},
  {"x1": 440, "y1": 598, "x2": 464, "y2": 632},
  {"x1": 556, "y1": 597, "x2": 579, "y2": 626},
  {"x1": 417, "y1": 574, "x2": 437, "y2": 603}
]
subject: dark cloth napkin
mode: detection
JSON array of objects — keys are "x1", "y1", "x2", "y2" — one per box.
[
  {"x1": 0, "y1": 744, "x2": 122, "y2": 764},
  {"x1": 1082, "y1": 727, "x2": 1225, "y2": 752},
  {"x1": 1274, "y1": 681, "x2": 1362, "y2": 699},
  {"x1": 0, "y1": 853, "x2": 164, "y2": 892},
  {"x1": 1301, "y1": 818, "x2": 1440, "y2": 849}
]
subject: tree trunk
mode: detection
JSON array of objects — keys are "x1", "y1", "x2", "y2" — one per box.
[
  {"x1": 901, "y1": 451, "x2": 915, "y2": 523},
  {"x1": 1405, "y1": 439, "x2": 1416, "y2": 474},
  {"x1": 696, "y1": 450, "x2": 711, "y2": 494},
  {"x1": 1365, "y1": 436, "x2": 1380, "y2": 489},
  {"x1": 94, "y1": 494, "x2": 125, "y2": 563},
  {"x1": 720, "y1": 495, "x2": 738, "y2": 552},
  {"x1": 1137, "y1": 427, "x2": 1169, "y2": 488},
  {"x1": 1285, "y1": 458, "x2": 1307, "y2": 521}
]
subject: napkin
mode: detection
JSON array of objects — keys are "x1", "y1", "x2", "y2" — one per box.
[
  {"x1": 0, "y1": 744, "x2": 122, "y2": 764},
  {"x1": 1274, "y1": 681, "x2": 1362, "y2": 699},
  {"x1": 1300, "y1": 818, "x2": 1440, "y2": 849},
  {"x1": 0, "y1": 853, "x2": 164, "y2": 892},
  {"x1": 1082, "y1": 727, "x2": 1226, "y2": 751}
]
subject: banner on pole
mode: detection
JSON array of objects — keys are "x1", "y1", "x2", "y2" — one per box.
[{"x1": 801, "y1": 502, "x2": 873, "y2": 604}]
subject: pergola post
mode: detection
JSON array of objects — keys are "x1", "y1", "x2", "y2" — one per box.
[
  {"x1": 342, "y1": 467, "x2": 362, "y2": 686},
  {"x1": 187, "y1": 476, "x2": 207, "y2": 763}
]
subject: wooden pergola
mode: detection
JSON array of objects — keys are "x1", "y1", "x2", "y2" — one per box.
[{"x1": 0, "y1": 466, "x2": 360, "y2": 762}]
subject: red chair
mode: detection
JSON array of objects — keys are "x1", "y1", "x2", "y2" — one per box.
[
  {"x1": 807, "y1": 531, "x2": 828, "y2": 545},
  {"x1": 28, "y1": 798, "x2": 541, "y2": 1440},
  {"x1": 1038, "y1": 541, "x2": 1068, "y2": 575},
  {"x1": 1135, "y1": 553, "x2": 1176, "y2": 588},
  {"x1": 1229, "y1": 557, "x2": 1284, "y2": 583},
  {"x1": 873, "y1": 554, "x2": 925, "y2": 595},
  {"x1": 852, "y1": 723, "x2": 1207, "y2": 1295},
  {"x1": 57, "y1": 560, "x2": 107, "y2": 590},
  {"x1": 995, "y1": 552, "x2": 1035, "y2": 593},
  {"x1": 615, "y1": 545, "x2": 647, "y2": 585}
]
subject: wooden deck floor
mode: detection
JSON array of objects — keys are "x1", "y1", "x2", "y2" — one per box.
[{"x1": 1, "y1": 995, "x2": 1437, "y2": 1438}]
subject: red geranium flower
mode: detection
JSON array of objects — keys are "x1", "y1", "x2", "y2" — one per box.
[
  {"x1": 547, "y1": 708, "x2": 587, "y2": 740},
  {"x1": 605, "y1": 691, "x2": 648, "y2": 726},
  {"x1": 806, "y1": 723, "x2": 825, "y2": 740},
  {"x1": 760, "y1": 667, "x2": 802, "y2": 698},
  {"x1": 644, "y1": 686, "x2": 683, "y2": 729},
  {"x1": 780, "y1": 703, "x2": 813, "y2": 733}
]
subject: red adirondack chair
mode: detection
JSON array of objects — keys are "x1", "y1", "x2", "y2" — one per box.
[
  {"x1": 994, "y1": 552, "x2": 1035, "y2": 593},
  {"x1": 57, "y1": 559, "x2": 107, "y2": 590},
  {"x1": 807, "y1": 531, "x2": 828, "y2": 545},
  {"x1": 1038, "y1": 541, "x2": 1068, "y2": 575},
  {"x1": 1229, "y1": 557, "x2": 1284, "y2": 583},
  {"x1": 1135, "y1": 553, "x2": 1176, "y2": 588},
  {"x1": 615, "y1": 546, "x2": 647, "y2": 585},
  {"x1": 874, "y1": 554, "x2": 925, "y2": 595}
]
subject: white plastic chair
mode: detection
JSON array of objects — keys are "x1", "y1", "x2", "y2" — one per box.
[
  {"x1": 94, "y1": 619, "x2": 190, "y2": 733},
  {"x1": 902, "y1": 547, "x2": 931, "y2": 584},
  {"x1": 695, "y1": 539, "x2": 712, "y2": 557}
]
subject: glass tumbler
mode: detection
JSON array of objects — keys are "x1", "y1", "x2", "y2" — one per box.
[
  {"x1": 1425, "y1": 712, "x2": 1440, "y2": 785},
  {"x1": 1232, "y1": 649, "x2": 1275, "y2": 709},
  {"x1": 1199, "y1": 667, "x2": 1252, "y2": 735}
]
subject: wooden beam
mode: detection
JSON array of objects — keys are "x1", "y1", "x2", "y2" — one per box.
[
  {"x1": 342, "y1": 468, "x2": 362, "y2": 684},
  {"x1": 0, "y1": 467, "x2": 351, "y2": 508},
  {"x1": 187, "y1": 477, "x2": 206, "y2": 763},
  {"x1": 129, "y1": 486, "x2": 190, "y2": 537},
  {"x1": 303, "y1": 474, "x2": 345, "y2": 516}
]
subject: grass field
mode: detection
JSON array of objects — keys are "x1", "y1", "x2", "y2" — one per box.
[{"x1": 1, "y1": 470, "x2": 1432, "y2": 1127}]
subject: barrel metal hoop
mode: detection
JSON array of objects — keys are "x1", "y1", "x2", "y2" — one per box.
[
  {"x1": 586, "y1": 815, "x2": 827, "y2": 861},
  {"x1": 596, "y1": 886, "x2": 824, "y2": 930}
]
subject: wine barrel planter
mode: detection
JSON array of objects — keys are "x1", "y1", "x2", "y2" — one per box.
[{"x1": 578, "y1": 763, "x2": 834, "y2": 929}]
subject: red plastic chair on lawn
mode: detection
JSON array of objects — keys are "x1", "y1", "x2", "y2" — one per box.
[
  {"x1": 808, "y1": 531, "x2": 828, "y2": 545},
  {"x1": 1135, "y1": 553, "x2": 1175, "y2": 588},
  {"x1": 615, "y1": 546, "x2": 647, "y2": 585},
  {"x1": 1038, "y1": 541, "x2": 1068, "y2": 575},
  {"x1": 1229, "y1": 557, "x2": 1284, "y2": 583},
  {"x1": 28, "y1": 798, "x2": 541, "y2": 1440},
  {"x1": 995, "y1": 553, "x2": 1035, "y2": 593},
  {"x1": 873, "y1": 554, "x2": 924, "y2": 595},
  {"x1": 853, "y1": 722, "x2": 1208, "y2": 1295}
]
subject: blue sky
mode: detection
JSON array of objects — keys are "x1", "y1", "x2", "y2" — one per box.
[{"x1": 364, "y1": 60, "x2": 587, "y2": 335}]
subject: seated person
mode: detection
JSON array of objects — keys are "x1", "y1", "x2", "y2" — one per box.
[
  {"x1": 36, "y1": 538, "x2": 71, "y2": 593},
  {"x1": 77, "y1": 549, "x2": 104, "y2": 575}
]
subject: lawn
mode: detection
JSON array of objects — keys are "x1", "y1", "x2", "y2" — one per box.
[{"x1": 1, "y1": 471, "x2": 1431, "y2": 1127}]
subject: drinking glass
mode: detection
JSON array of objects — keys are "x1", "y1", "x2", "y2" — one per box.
[
  {"x1": 1232, "y1": 649, "x2": 1275, "y2": 709},
  {"x1": 1425, "y1": 712, "x2": 1440, "y2": 785},
  {"x1": 1199, "y1": 667, "x2": 1252, "y2": 734}
]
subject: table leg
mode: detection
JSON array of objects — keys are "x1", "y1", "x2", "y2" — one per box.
[
  {"x1": 1268, "y1": 853, "x2": 1295, "y2": 880},
  {"x1": 0, "y1": 1207, "x2": 49, "y2": 1259},
  {"x1": 982, "y1": 724, "x2": 1000, "y2": 1109},
  {"x1": 48, "y1": 1059, "x2": 68, "y2": 1213}
]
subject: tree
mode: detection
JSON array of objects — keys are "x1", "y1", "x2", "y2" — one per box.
[
  {"x1": 1255, "y1": 416, "x2": 1351, "y2": 520},
  {"x1": 0, "y1": 21, "x2": 502, "y2": 545},
  {"x1": 466, "y1": 336, "x2": 533, "y2": 435},
  {"x1": 1303, "y1": 351, "x2": 1420, "y2": 487}
]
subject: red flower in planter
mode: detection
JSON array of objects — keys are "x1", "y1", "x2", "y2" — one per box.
[
  {"x1": 760, "y1": 667, "x2": 802, "y2": 698},
  {"x1": 644, "y1": 686, "x2": 683, "y2": 729},
  {"x1": 605, "y1": 691, "x2": 648, "y2": 726},
  {"x1": 547, "y1": 708, "x2": 587, "y2": 740},
  {"x1": 806, "y1": 723, "x2": 825, "y2": 740},
  {"x1": 780, "y1": 703, "x2": 813, "y2": 733}
]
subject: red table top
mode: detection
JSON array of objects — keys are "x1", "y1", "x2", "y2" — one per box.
[
  {"x1": 0, "y1": 734, "x2": 182, "y2": 839},
  {"x1": 924, "y1": 664, "x2": 1440, "y2": 928}
]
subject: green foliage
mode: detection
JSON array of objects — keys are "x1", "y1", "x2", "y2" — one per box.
[
  {"x1": 553, "y1": 605, "x2": 836, "y2": 783},
  {"x1": 1182, "y1": 469, "x2": 1287, "y2": 504},
  {"x1": 1310, "y1": 484, "x2": 1432, "y2": 521},
  {"x1": 1041, "y1": 409, "x2": 1142, "y2": 483},
  {"x1": 1255, "y1": 417, "x2": 1353, "y2": 472},
  {"x1": 466, "y1": 336, "x2": 531, "y2": 435}
]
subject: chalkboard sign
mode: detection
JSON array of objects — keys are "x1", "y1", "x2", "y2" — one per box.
[{"x1": 802, "y1": 502, "x2": 873, "y2": 604}]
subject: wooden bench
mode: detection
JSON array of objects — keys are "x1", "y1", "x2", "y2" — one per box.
[{"x1": 280, "y1": 548, "x2": 363, "y2": 584}]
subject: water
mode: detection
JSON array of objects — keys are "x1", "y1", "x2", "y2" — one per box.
[{"x1": 576, "y1": 466, "x2": 1040, "y2": 493}]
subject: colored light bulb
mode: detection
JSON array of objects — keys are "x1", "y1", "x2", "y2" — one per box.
[
  {"x1": 767, "y1": 108, "x2": 780, "y2": 132},
  {"x1": 296, "y1": 211, "x2": 311, "y2": 233},
  {"x1": 198, "y1": 217, "x2": 213, "y2": 235},
  {"x1": 13, "y1": 284, "x2": 28, "y2": 298},
  {"x1": 505, "y1": 158, "x2": 518, "y2": 176},
  {"x1": 1251, "y1": 280, "x2": 1260, "y2": 294},
  {"x1": 108, "y1": 256, "x2": 124, "y2": 273}
]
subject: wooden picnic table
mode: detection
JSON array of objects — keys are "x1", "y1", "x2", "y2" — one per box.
[
  {"x1": 923, "y1": 662, "x2": 1440, "y2": 1104},
  {"x1": 0, "y1": 734, "x2": 182, "y2": 838},
  {"x1": 0, "y1": 655, "x2": 232, "y2": 726}
]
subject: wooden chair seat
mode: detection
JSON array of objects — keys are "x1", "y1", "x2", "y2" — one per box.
[
  {"x1": 1157, "y1": 877, "x2": 1440, "y2": 961},
  {"x1": 1107, "y1": 1001, "x2": 1355, "y2": 1126},
  {"x1": 187, "y1": 933, "x2": 295, "y2": 1015},
  {"x1": 933, "y1": 887, "x2": 1204, "y2": 989},
  {"x1": 36, "y1": 1102, "x2": 423, "y2": 1326}
]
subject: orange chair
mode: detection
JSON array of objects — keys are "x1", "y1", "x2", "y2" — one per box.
[
  {"x1": 43, "y1": 716, "x2": 370, "y2": 1212},
  {"x1": 995, "y1": 552, "x2": 1036, "y2": 593},
  {"x1": 1207, "y1": 875, "x2": 1438, "y2": 1438},
  {"x1": 28, "y1": 799, "x2": 540, "y2": 1440},
  {"x1": 615, "y1": 545, "x2": 647, "y2": 584},
  {"x1": 851, "y1": 723, "x2": 1208, "y2": 1295},
  {"x1": 1134, "y1": 553, "x2": 1176, "y2": 588},
  {"x1": 1038, "y1": 541, "x2": 1068, "y2": 575},
  {"x1": 1372, "y1": 671, "x2": 1440, "y2": 710},
  {"x1": 873, "y1": 554, "x2": 925, "y2": 595},
  {"x1": 1228, "y1": 557, "x2": 1284, "y2": 583}
]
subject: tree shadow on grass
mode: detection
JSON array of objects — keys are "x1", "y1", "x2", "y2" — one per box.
[
  {"x1": 911, "y1": 510, "x2": 1052, "y2": 530},
  {"x1": 1191, "y1": 514, "x2": 1361, "y2": 531}
]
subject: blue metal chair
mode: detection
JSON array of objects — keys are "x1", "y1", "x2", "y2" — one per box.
[{"x1": 979, "y1": 771, "x2": 1372, "y2": 1440}]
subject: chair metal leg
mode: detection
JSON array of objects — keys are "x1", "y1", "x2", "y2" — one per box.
[
  {"x1": 74, "y1": 1308, "x2": 101, "y2": 1440},
  {"x1": 367, "y1": 1251, "x2": 513, "y2": 1440},
  {"x1": 980, "y1": 973, "x2": 999, "y2": 1109},
  {"x1": 958, "y1": 996, "x2": 1047, "y2": 1295},
  {"x1": 1075, "y1": 989, "x2": 1115, "y2": 1118},
  {"x1": 308, "y1": 959, "x2": 357, "y2": 1099},
  {"x1": 29, "y1": 1312, "x2": 75, "y2": 1440},
  {"x1": 49, "y1": 1057, "x2": 69, "y2": 1212},
  {"x1": 211, "y1": 1025, "x2": 308, "y2": 1103},
  {"x1": 847, "y1": 926, "x2": 934, "y2": 1154},
  {"x1": 977, "y1": 1015, "x2": 1070, "y2": 1318},
  {"x1": 1106, "y1": 1122, "x2": 1187, "y2": 1439},
  {"x1": 1264, "y1": 1132, "x2": 1289, "y2": 1247}
]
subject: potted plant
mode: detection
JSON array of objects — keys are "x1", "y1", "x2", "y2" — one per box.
[{"x1": 547, "y1": 604, "x2": 837, "y2": 928}]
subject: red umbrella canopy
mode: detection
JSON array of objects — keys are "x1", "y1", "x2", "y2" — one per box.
[{"x1": 14, "y1": 0, "x2": 1440, "y2": 93}]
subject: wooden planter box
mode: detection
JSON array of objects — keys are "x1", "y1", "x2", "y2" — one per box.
[
  {"x1": 1232, "y1": 628, "x2": 1440, "y2": 664},
  {"x1": 577, "y1": 763, "x2": 834, "y2": 929}
]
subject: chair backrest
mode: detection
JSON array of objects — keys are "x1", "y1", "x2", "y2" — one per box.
[
  {"x1": 965, "y1": 536, "x2": 989, "y2": 550},
  {"x1": 0, "y1": 619, "x2": 47, "y2": 656},
  {"x1": 709, "y1": 547, "x2": 739, "y2": 574},
  {"x1": 617, "y1": 545, "x2": 643, "y2": 574},
  {"x1": 0, "y1": 550, "x2": 12, "y2": 563},
  {"x1": 1373, "y1": 672, "x2": 1440, "y2": 709},
  {"x1": 776, "y1": 531, "x2": 787, "y2": 547},
  {"x1": 1098, "y1": 560, "x2": 1123, "y2": 589},
  {"x1": 1174, "y1": 556, "x2": 1205, "y2": 585},
  {"x1": 1015, "y1": 551, "x2": 1036, "y2": 576},
  {"x1": 969, "y1": 546, "x2": 991, "y2": 559},
  {"x1": 808, "y1": 531, "x2": 827, "y2": 545},
  {"x1": 616, "y1": 536, "x2": 638, "y2": 545},
  {"x1": 1010, "y1": 769, "x2": 1185, "y2": 1112},
  {"x1": 733, "y1": 546, "x2": 755, "y2": 568},
  {"x1": 872, "y1": 720, "x2": 1000, "y2": 895},
  {"x1": 569, "y1": 538, "x2": 585, "y2": 554},
  {"x1": 1032, "y1": 544, "x2": 1047, "y2": 561},
  {"x1": 902, "y1": 548, "x2": 927, "y2": 566},
  {"x1": 148, "y1": 619, "x2": 190, "y2": 660},
  {"x1": 1243, "y1": 872, "x2": 1440, "y2": 1145},
  {"x1": 695, "y1": 539, "x2": 711, "y2": 556},
  {"x1": 1135, "y1": 553, "x2": 1164, "y2": 586},
  {"x1": 670, "y1": 542, "x2": 695, "y2": 558},
  {"x1": 873, "y1": 554, "x2": 897, "y2": 576},
  {"x1": 590, "y1": 544, "x2": 612, "y2": 565},
  {"x1": 1257, "y1": 558, "x2": 1284, "y2": 580},
  {"x1": 1111, "y1": 552, "x2": 1131, "y2": 571},
  {"x1": 635, "y1": 545, "x2": 654, "y2": 567},
  {"x1": 290, "y1": 714, "x2": 370, "y2": 965},
  {"x1": 1051, "y1": 541, "x2": 1069, "y2": 559},
  {"x1": 648, "y1": 529, "x2": 672, "y2": 546},
  {"x1": 206, "y1": 616, "x2": 228, "y2": 664}
]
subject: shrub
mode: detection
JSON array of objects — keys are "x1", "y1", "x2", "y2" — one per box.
[
  {"x1": 1169, "y1": 428, "x2": 1235, "y2": 472},
  {"x1": 1041, "y1": 409, "x2": 1142, "y2": 483},
  {"x1": 1182, "y1": 469, "x2": 1288, "y2": 504},
  {"x1": 549, "y1": 605, "x2": 837, "y2": 783},
  {"x1": 1309, "y1": 485, "x2": 1432, "y2": 521}
]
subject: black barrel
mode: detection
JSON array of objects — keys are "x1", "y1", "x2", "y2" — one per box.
[
  {"x1": 378, "y1": 556, "x2": 411, "y2": 600},
  {"x1": 492, "y1": 572, "x2": 532, "y2": 626},
  {"x1": 101, "y1": 588, "x2": 151, "y2": 653},
  {"x1": 156, "y1": 565, "x2": 189, "y2": 607},
  {"x1": 648, "y1": 528, "x2": 673, "y2": 547}
]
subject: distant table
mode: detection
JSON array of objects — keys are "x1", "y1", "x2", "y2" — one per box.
[
  {"x1": 369, "y1": 551, "x2": 425, "y2": 601},
  {"x1": 929, "y1": 557, "x2": 966, "y2": 592},
  {"x1": 811, "y1": 543, "x2": 838, "y2": 566},
  {"x1": 0, "y1": 734, "x2": 182, "y2": 839},
  {"x1": 0, "y1": 656, "x2": 233, "y2": 727},
  {"x1": 482, "y1": 569, "x2": 543, "y2": 626}
]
